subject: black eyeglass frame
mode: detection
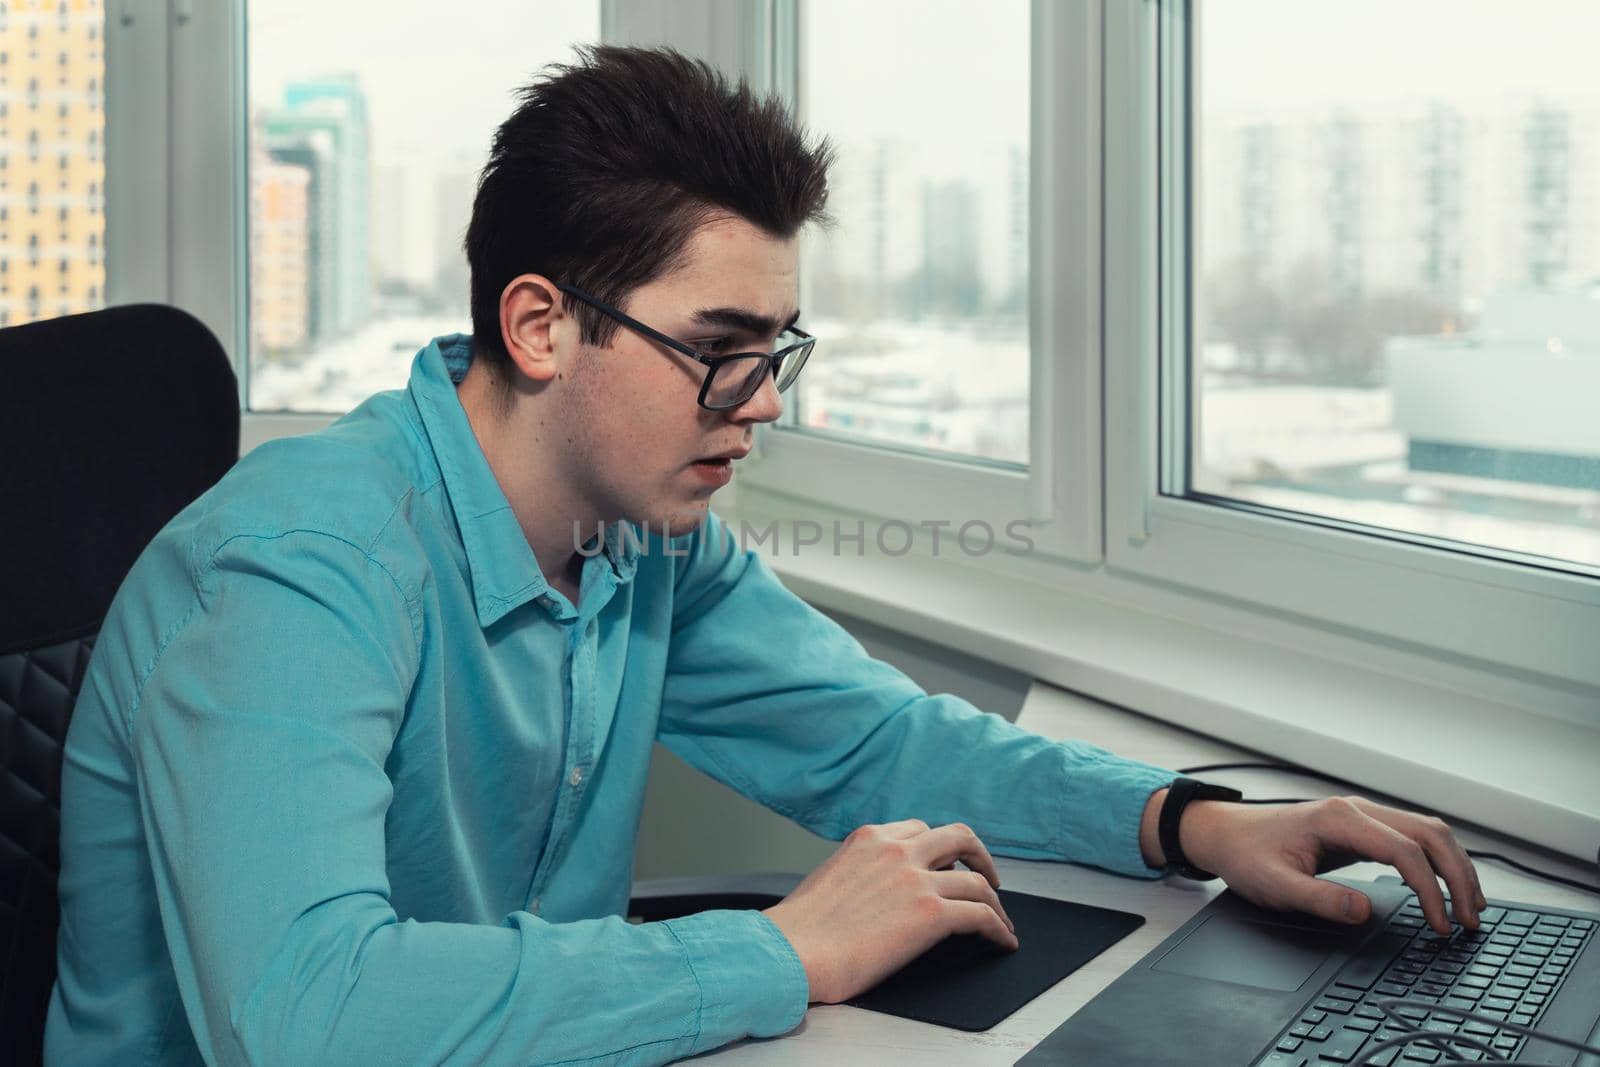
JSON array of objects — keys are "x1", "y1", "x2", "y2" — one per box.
[{"x1": 554, "y1": 281, "x2": 814, "y2": 411}]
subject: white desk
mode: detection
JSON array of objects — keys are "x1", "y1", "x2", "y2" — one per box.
[{"x1": 688, "y1": 682, "x2": 1599, "y2": 1065}]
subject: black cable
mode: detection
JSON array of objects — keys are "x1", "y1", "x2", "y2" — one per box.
[
  {"x1": 1360, "y1": 996, "x2": 1600, "y2": 1064},
  {"x1": 1177, "y1": 762, "x2": 1600, "y2": 896},
  {"x1": 1463, "y1": 850, "x2": 1600, "y2": 897}
]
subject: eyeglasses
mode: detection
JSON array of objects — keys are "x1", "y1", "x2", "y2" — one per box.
[{"x1": 554, "y1": 282, "x2": 815, "y2": 411}]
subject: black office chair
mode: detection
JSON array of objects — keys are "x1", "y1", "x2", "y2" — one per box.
[{"x1": 0, "y1": 304, "x2": 239, "y2": 1067}]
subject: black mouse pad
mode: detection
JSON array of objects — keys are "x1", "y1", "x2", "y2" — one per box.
[{"x1": 846, "y1": 889, "x2": 1145, "y2": 1032}]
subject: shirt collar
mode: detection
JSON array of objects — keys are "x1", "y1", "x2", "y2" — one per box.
[{"x1": 407, "y1": 335, "x2": 640, "y2": 628}]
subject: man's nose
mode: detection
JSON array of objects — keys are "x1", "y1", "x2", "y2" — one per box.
[{"x1": 727, "y1": 368, "x2": 784, "y2": 424}]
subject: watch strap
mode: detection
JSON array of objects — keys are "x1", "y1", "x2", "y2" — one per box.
[{"x1": 1158, "y1": 776, "x2": 1243, "y2": 881}]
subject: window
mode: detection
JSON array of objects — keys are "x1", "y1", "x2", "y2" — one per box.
[
  {"x1": 1100, "y1": 0, "x2": 1599, "y2": 691},
  {"x1": 738, "y1": 1, "x2": 1103, "y2": 562},
  {"x1": 1184, "y1": 0, "x2": 1600, "y2": 574},
  {"x1": 793, "y1": 0, "x2": 1029, "y2": 465},
  {"x1": 243, "y1": 1, "x2": 600, "y2": 414}
]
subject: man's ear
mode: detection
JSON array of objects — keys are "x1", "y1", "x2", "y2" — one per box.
[{"x1": 498, "y1": 273, "x2": 569, "y2": 384}]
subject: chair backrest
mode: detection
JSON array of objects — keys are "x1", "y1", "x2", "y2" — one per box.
[{"x1": 0, "y1": 304, "x2": 239, "y2": 1066}]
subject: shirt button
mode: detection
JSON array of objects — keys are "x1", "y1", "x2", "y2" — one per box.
[{"x1": 569, "y1": 766, "x2": 584, "y2": 787}]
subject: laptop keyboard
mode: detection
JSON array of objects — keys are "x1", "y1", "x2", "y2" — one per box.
[{"x1": 1254, "y1": 896, "x2": 1594, "y2": 1065}]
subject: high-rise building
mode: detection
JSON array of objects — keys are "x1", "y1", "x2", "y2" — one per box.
[
  {"x1": 259, "y1": 74, "x2": 371, "y2": 342},
  {"x1": 918, "y1": 177, "x2": 981, "y2": 320},
  {"x1": 0, "y1": 0, "x2": 105, "y2": 328},
  {"x1": 432, "y1": 164, "x2": 476, "y2": 311},
  {"x1": 249, "y1": 144, "x2": 310, "y2": 355},
  {"x1": 1202, "y1": 100, "x2": 1600, "y2": 317}
]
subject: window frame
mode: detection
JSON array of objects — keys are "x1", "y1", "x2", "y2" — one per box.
[
  {"x1": 731, "y1": 0, "x2": 1104, "y2": 563},
  {"x1": 1101, "y1": 0, "x2": 1600, "y2": 691}
]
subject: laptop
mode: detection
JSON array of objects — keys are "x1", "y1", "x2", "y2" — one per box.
[{"x1": 1019, "y1": 875, "x2": 1600, "y2": 1066}]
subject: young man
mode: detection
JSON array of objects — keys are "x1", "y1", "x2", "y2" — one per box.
[{"x1": 49, "y1": 46, "x2": 1484, "y2": 1066}]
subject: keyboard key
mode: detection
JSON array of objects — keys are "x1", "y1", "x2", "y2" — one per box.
[
  {"x1": 1462, "y1": 1021, "x2": 1496, "y2": 1036},
  {"x1": 1364, "y1": 1050, "x2": 1400, "y2": 1067},
  {"x1": 1482, "y1": 996, "x2": 1517, "y2": 1012},
  {"x1": 1310, "y1": 1026, "x2": 1333, "y2": 1041},
  {"x1": 1317, "y1": 1027, "x2": 1370, "y2": 1062},
  {"x1": 1442, "y1": 996, "x2": 1478, "y2": 1013},
  {"x1": 1511, "y1": 1011, "x2": 1536, "y2": 1026},
  {"x1": 1255, "y1": 1052, "x2": 1308, "y2": 1067},
  {"x1": 1345, "y1": 1017, "x2": 1378, "y2": 1033},
  {"x1": 1291, "y1": 1023, "x2": 1315, "y2": 1038},
  {"x1": 1458, "y1": 974, "x2": 1492, "y2": 989},
  {"x1": 1527, "y1": 933, "x2": 1558, "y2": 947},
  {"x1": 1535, "y1": 914, "x2": 1570, "y2": 928},
  {"x1": 1496, "y1": 975, "x2": 1530, "y2": 990},
  {"x1": 1301, "y1": 1010, "x2": 1327, "y2": 1025},
  {"x1": 1402, "y1": 1046, "x2": 1441, "y2": 1063},
  {"x1": 1354, "y1": 1005, "x2": 1385, "y2": 1020},
  {"x1": 1277, "y1": 1036, "x2": 1304, "y2": 1052},
  {"x1": 1507, "y1": 911, "x2": 1539, "y2": 925},
  {"x1": 1478, "y1": 907, "x2": 1505, "y2": 923},
  {"x1": 1374, "y1": 982, "x2": 1410, "y2": 998},
  {"x1": 1334, "y1": 933, "x2": 1410, "y2": 991},
  {"x1": 1313, "y1": 998, "x2": 1353, "y2": 1015}
]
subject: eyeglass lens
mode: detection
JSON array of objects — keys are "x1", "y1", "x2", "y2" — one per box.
[{"x1": 703, "y1": 340, "x2": 813, "y2": 409}]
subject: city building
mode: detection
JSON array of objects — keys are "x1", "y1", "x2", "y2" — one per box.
[{"x1": 0, "y1": 0, "x2": 104, "y2": 328}]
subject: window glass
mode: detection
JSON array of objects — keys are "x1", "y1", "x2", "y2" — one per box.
[
  {"x1": 246, "y1": 2, "x2": 599, "y2": 413},
  {"x1": 795, "y1": 0, "x2": 1029, "y2": 465},
  {"x1": 1192, "y1": 0, "x2": 1600, "y2": 571},
  {"x1": 0, "y1": 0, "x2": 104, "y2": 327}
]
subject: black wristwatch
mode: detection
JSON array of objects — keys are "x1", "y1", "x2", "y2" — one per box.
[{"x1": 1158, "y1": 776, "x2": 1243, "y2": 881}]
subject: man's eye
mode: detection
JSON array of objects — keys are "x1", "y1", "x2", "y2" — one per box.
[{"x1": 695, "y1": 336, "x2": 739, "y2": 355}]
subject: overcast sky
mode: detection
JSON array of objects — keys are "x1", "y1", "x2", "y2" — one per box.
[
  {"x1": 249, "y1": 0, "x2": 1600, "y2": 171},
  {"x1": 1202, "y1": 0, "x2": 1600, "y2": 113}
]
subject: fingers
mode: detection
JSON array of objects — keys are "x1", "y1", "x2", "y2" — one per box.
[
  {"x1": 1285, "y1": 875, "x2": 1375, "y2": 926},
  {"x1": 942, "y1": 898, "x2": 1020, "y2": 951},
  {"x1": 910, "y1": 822, "x2": 1002, "y2": 890},
  {"x1": 930, "y1": 869, "x2": 1015, "y2": 934},
  {"x1": 1352, "y1": 799, "x2": 1484, "y2": 929},
  {"x1": 876, "y1": 818, "x2": 931, "y2": 840},
  {"x1": 1316, "y1": 799, "x2": 1452, "y2": 933}
]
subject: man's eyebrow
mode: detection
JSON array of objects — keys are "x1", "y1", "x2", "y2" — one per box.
[{"x1": 690, "y1": 306, "x2": 802, "y2": 335}]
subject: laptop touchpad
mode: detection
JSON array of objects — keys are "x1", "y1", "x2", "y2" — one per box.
[{"x1": 1152, "y1": 914, "x2": 1342, "y2": 992}]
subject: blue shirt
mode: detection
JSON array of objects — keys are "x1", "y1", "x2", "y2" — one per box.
[{"x1": 48, "y1": 335, "x2": 1176, "y2": 1066}]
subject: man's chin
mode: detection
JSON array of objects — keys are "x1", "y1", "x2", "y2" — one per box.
[{"x1": 657, "y1": 503, "x2": 712, "y2": 539}]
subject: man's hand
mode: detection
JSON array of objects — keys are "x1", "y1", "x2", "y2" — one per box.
[
  {"x1": 1147, "y1": 792, "x2": 1487, "y2": 935},
  {"x1": 762, "y1": 820, "x2": 1019, "y2": 1004}
]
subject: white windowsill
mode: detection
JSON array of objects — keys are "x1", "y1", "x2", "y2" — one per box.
[{"x1": 721, "y1": 490, "x2": 1600, "y2": 865}]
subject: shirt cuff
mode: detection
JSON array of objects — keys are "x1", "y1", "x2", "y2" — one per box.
[
  {"x1": 1058, "y1": 742, "x2": 1178, "y2": 879},
  {"x1": 662, "y1": 908, "x2": 809, "y2": 1052}
]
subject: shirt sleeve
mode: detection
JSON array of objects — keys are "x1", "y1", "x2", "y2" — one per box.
[
  {"x1": 132, "y1": 529, "x2": 806, "y2": 1067},
  {"x1": 659, "y1": 514, "x2": 1178, "y2": 879}
]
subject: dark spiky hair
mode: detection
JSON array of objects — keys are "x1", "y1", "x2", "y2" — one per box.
[{"x1": 465, "y1": 45, "x2": 833, "y2": 375}]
